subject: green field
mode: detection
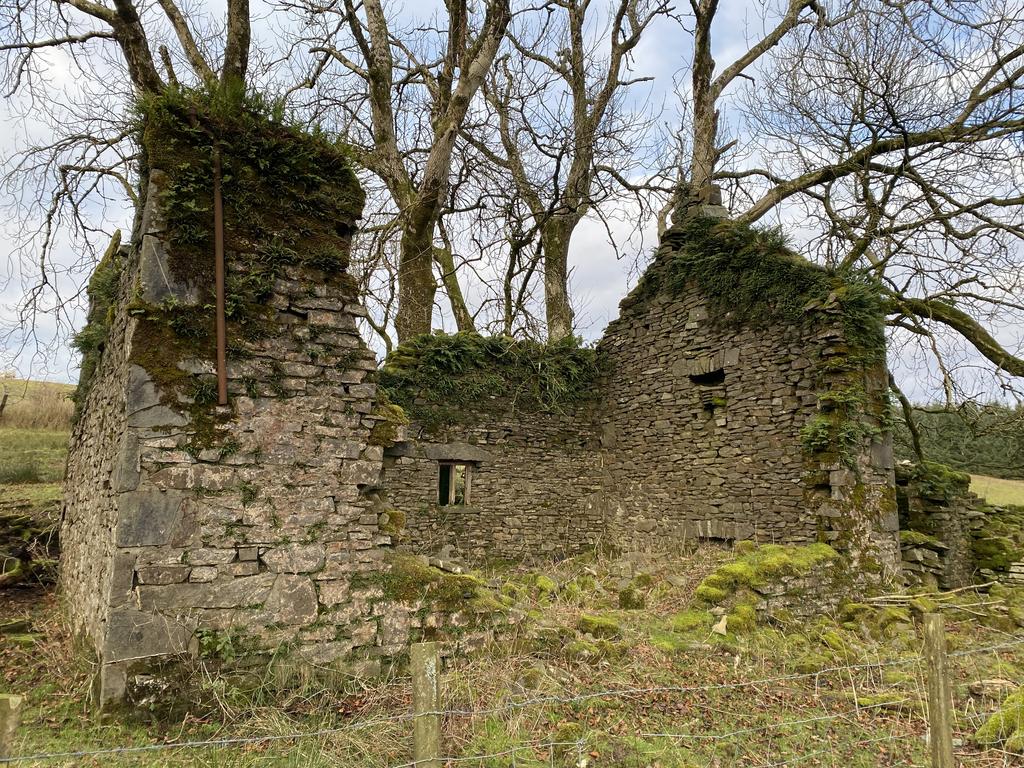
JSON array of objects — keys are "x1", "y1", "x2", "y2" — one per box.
[
  {"x1": 972, "y1": 474, "x2": 1024, "y2": 507},
  {"x1": 0, "y1": 378, "x2": 73, "y2": 486}
]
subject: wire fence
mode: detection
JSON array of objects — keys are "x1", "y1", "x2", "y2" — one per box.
[{"x1": 1, "y1": 629, "x2": 1022, "y2": 767}]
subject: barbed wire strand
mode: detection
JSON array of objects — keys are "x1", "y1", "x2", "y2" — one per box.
[
  {"x1": 2, "y1": 638, "x2": 1022, "y2": 765},
  {"x1": 639, "y1": 697, "x2": 914, "y2": 741}
]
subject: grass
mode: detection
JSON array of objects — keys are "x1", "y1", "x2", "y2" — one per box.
[
  {"x1": 972, "y1": 474, "x2": 1024, "y2": 507},
  {"x1": 0, "y1": 377, "x2": 72, "y2": 485},
  {"x1": 2, "y1": 545, "x2": 1022, "y2": 767},
  {"x1": 0, "y1": 378, "x2": 74, "y2": 430},
  {"x1": 0, "y1": 429, "x2": 70, "y2": 484}
]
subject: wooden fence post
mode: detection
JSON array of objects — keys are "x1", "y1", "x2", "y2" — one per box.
[
  {"x1": 411, "y1": 641, "x2": 441, "y2": 768},
  {"x1": 924, "y1": 613, "x2": 956, "y2": 768},
  {"x1": 0, "y1": 694, "x2": 23, "y2": 759}
]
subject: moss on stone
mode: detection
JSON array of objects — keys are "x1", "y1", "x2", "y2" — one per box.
[
  {"x1": 378, "y1": 508, "x2": 406, "y2": 536},
  {"x1": 380, "y1": 554, "x2": 497, "y2": 615},
  {"x1": 618, "y1": 586, "x2": 646, "y2": 610},
  {"x1": 139, "y1": 85, "x2": 363, "y2": 297},
  {"x1": 626, "y1": 217, "x2": 886, "y2": 359},
  {"x1": 975, "y1": 689, "x2": 1024, "y2": 749},
  {"x1": 531, "y1": 573, "x2": 559, "y2": 598},
  {"x1": 896, "y1": 461, "x2": 971, "y2": 502},
  {"x1": 71, "y1": 231, "x2": 123, "y2": 420},
  {"x1": 694, "y1": 584, "x2": 729, "y2": 604},
  {"x1": 367, "y1": 402, "x2": 410, "y2": 447},
  {"x1": 972, "y1": 505, "x2": 1024, "y2": 572},
  {"x1": 695, "y1": 543, "x2": 840, "y2": 607},
  {"x1": 899, "y1": 529, "x2": 945, "y2": 549},
  {"x1": 577, "y1": 614, "x2": 621, "y2": 639},
  {"x1": 379, "y1": 331, "x2": 600, "y2": 431}
]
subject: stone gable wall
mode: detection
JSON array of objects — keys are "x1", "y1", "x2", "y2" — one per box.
[
  {"x1": 384, "y1": 239, "x2": 899, "y2": 577},
  {"x1": 597, "y1": 291, "x2": 822, "y2": 545},
  {"x1": 597, "y1": 282, "x2": 899, "y2": 574},
  {"x1": 385, "y1": 410, "x2": 605, "y2": 559},
  {"x1": 61, "y1": 167, "x2": 400, "y2": 704}
]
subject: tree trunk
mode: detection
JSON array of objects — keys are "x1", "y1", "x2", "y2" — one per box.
[
  {"x1": 395, "y1": 225, "x2": 437, "y2": 343},
  {"x1": 542, "y1": 221, "x2": 574, "y2": 341},
  {"x1": 690, "y1": 0, "x2": 718, "y2": 199},
  {"x1": 222, "y1": 0, "x2": 251, "y2": 85}
]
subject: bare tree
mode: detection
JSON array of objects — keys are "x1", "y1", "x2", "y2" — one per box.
[
  {"x1": 1, "y1": 0, "x2": 258, "y2": 368},
  {"x1": 294, "y1": 0, "x2": 511, "y2": 343},
  {"x1": 724, "y1": 0, "x2": 1024, "y2": 392},
  {"x1": 465, "y1": 0, "x2": 672, "y2": 340}
]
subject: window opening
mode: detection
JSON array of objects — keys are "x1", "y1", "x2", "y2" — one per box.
[
  {"x1": 689, "y1": 369, "x2": 725, "y2": 387},
  {"x1": 438, "y1": 462, "x2": 472, "y2": 505}
]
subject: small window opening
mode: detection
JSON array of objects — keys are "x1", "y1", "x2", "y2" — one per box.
[
  {"x1": 689, "y1": 368, "x2": 725, "y2": 387},
  {"x1": 438, "y1": 462, "x2": 472, "y2": 506}
]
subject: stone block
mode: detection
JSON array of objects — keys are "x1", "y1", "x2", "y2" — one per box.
[
  {"x1": 138, "y1": 234, "x2": 199, "y2": 304},
  {"x1": 103, "y1": 608, "x2": 195, "y2": 663},
  {"x1": 261, "y1": 544, "x2": 326, "y2": 574},
  {"x1": 115, "y1": 491, "x2": 186, "y2": 546},
  {"x1": 135, "y1": 565, "x2": 190, "y2": 585},
  {"x1": 138, "y1": 574, "x2": 275, "y2": 610},
  {"x1": 264, "y1": 575, "x2": 319, "y2": 626}
]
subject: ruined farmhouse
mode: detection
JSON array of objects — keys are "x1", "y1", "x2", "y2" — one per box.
[{"x1": 63, "y1": 93, "x2": 998, "y2": 707}]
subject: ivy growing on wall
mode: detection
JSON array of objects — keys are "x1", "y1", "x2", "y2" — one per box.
[
  {"x1": 379, "y1": 332, "x2": 601, "y2": 431},
  {"x1": 71, "y1": 231, "x2": 123, "y2": 421}
]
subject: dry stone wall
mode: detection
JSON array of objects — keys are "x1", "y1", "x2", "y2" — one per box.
[
  {"x1": 384, "y1": 410, "x2": 605, "y2": 560},
  {"x1": 384, "y1": 221, "x2": 900, "y2": 579}
]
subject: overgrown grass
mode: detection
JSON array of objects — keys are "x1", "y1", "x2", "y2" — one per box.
[
  {"x1": 3, "y1": 545, "x2": 1022, "y2": 766},
  {"x1": 0, "y1": 429, "x2": 69, "y2": 484},
  {"x1": 973, "y1": 474, "x2": 1024, "y2": 507},
  {"x1": 0, "y1": 379, "x2": 74, "y2": 430}
]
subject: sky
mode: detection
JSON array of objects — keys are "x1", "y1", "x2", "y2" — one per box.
[{"x1": 0, "y1": 0, "x2": 1021, "y2": 406}]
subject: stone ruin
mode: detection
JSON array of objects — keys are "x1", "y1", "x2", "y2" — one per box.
[
  {"x1": 62, "y1": 95, "x2": 928, "y2": 707},
  {"x1": 384, "y1": 217, "x2": 901, "y2": 576}
]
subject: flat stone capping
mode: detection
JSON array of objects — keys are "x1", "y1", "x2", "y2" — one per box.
[{"x1": 386, "y1": 441, "x2": 493, "y2": 463}]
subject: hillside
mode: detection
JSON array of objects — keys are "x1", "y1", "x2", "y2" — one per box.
[{"x1": 0, "y1": 377, "x2": 73, "y2": 486}]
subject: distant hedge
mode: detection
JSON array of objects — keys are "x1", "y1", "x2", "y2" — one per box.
[{"x1": 894, "y1": 404, "x2": 1024, "y2": 480}]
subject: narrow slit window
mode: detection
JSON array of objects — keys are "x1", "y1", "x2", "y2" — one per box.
[{"x1": 437, "y1": 462, "x2": 472, "y2": 506}]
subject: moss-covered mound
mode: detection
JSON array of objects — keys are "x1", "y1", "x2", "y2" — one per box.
[
  {"x1": 377, "y1": 554, "x2": 505, "y2": 618},
  {"x1": 379, "y1": 331, "x2": 600, "y2": 430},
  {"x1": 975, "y1": 688, "x2": 1024, "y2": 752},
  {"x1": 690, "y1": 543, "x2": 841, "y2": 633},
  {"x1": 626, "y1": 217, "x2": 886, "y2": 356},
  {"x1": 695, "y1": 543, "x2": 841, "y2": 605}
]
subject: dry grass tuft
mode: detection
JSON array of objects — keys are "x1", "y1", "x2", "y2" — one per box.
[{"x1": 0, "y1": 378, "x2": 74, "y2": 431}]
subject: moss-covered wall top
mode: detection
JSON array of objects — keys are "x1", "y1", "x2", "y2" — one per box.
[
  {"x1": 379, "y1": 332, "x2": 601, "y2": 433},
  {"x1": 142, "y1": 86, "x2": 364, "y2": 297},
  {"x1": 92, "y1": 88, "x2": 367, "y2": 450},
  {"x1": 623, "y1": 217, "x2": 887, "y2": 361}
]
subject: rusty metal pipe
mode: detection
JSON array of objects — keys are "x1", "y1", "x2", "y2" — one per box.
[{"x1": 212, "y1": 147, "x2": 228, "y2": 406}]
